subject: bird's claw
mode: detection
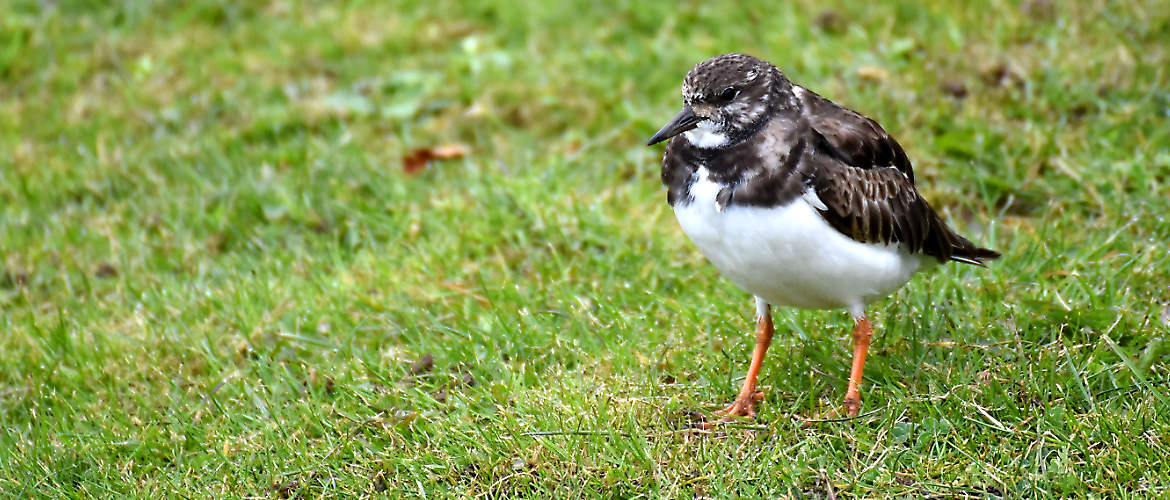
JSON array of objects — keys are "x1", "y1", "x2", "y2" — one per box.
[{"x1": 716, "y1": 390, "x2": 765, "y2": 419}]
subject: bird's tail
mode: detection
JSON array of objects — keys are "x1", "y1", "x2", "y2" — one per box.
[
  {"x1": 948, "y1": 245, "x2": 1001, "y2": 267},
  {"x1": 927, "y1": 214, "x2": 1001, "y2": 266}
]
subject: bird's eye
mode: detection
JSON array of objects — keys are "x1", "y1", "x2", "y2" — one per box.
[{"x1": 715, "y1": 87, "x2": 739, "y2": 103}]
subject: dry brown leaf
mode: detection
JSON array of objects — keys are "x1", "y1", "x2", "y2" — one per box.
[
  {"x1": 410, "y1": 353, "x2": 434, "y2": 375},
  {"x1": 941, "y1": 79, "x2": 969, "y2": 98},
  {"x1": 403, "y1": 144, "x2": 469, "y2": 174}
]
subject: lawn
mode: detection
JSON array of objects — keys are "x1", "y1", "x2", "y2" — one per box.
[{"x1": 2, "y1": 0, "x2": 1169, "y2": 497}]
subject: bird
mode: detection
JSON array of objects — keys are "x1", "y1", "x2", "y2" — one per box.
[{"x1": 646, "y1": 53, "x2": 1000, "y2": 421}]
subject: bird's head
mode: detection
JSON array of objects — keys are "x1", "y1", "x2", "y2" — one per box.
[{"x1": 647, "y1": 53, "x2": 794, "y2": 149}]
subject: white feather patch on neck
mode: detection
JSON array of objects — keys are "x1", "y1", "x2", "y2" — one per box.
[{"x1": 682, "y1": 120, "x2": 729, "y2": 149}]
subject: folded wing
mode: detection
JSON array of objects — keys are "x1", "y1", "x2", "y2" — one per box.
[{"x1": 797, "y1": 88, "x2": 999, "y2": 265}]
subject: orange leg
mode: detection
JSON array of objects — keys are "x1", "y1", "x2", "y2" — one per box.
[
  {"x1": 717, "y1": 304, "x2": 774, "y2": 419},
  {"x1": 842, "y1": 317, "x2": 873, "y2": 417}
]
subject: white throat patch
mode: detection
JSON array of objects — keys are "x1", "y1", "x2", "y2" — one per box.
[{"x1": 682, "y1": 120, "x2": 729, "y2": 149}]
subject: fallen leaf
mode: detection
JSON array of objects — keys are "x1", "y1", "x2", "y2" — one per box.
[
  {"x1": 983, "y1": 62, "x2": 1025, "y2": 88},
  {"x1": 403, "y1": 144, "x2": 469, "y2": 174},
  {"x1": 95, "y1": 263, "x2": 118, "y2": 278},
  {"x1": 941, "y1": 79, "x2": 968, "y2": 98},
  {"x1": 410, "y1": 353, "x2": 434, "y2": 375},
  {"x1": 1022, "y1": 0, "x2": 1055, "y2": 19},
  {"x1": 814, "y1": 9, "x2": 846, "y2": 34}
]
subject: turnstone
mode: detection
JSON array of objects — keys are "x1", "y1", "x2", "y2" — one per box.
[{"x1": 647, "y1": 53, "x2": 1000, "y2": 420}]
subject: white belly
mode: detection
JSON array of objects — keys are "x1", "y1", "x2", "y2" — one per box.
[{"x1": 673, "y1": 170, "x2": 925, "y2": 314}]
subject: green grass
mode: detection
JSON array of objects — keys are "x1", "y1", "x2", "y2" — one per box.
[{"x1": 3, "y1": 0, "x2": 1170, "y2": 496}]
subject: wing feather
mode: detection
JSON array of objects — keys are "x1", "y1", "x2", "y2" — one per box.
[
  {"x1": 797, "y1": 86, "x2": 915, "y2": 182},
  {"x1": 791, "y1": 87, "x2": 999, "y2": 265}
]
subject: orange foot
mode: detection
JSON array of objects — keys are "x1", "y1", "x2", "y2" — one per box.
[
  {"x1": 717, "y1": 391, "x2": 765, "y2": 419},
  {"x1": 696, "y1": 298, "x2": 775, "y2": 430},
  {"x1": 693, "y1": 391, "x2": 765, "y2": 430}
]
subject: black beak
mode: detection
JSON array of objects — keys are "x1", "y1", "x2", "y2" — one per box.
[{"x1": 646, "y1": 106, "x2": 699, "y2": 146}]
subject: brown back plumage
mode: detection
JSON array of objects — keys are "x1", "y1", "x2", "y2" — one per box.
[{"x1": 797, "y1": 88, "x2": 1000, "y2": 265}]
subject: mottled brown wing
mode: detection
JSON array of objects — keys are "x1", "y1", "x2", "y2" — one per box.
[
  {"x1": 798, "y1": 88, "x2": 915, "y2": 183},
  {"x1": 807, "y1": 137, "x2": 999, "y2": 265},
  {"x1": 810, "y1": 158, "x2": 931, "y2": 252},
  {"x1": 794, "y1": 87, "x2": 997, "y2": 264}
]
